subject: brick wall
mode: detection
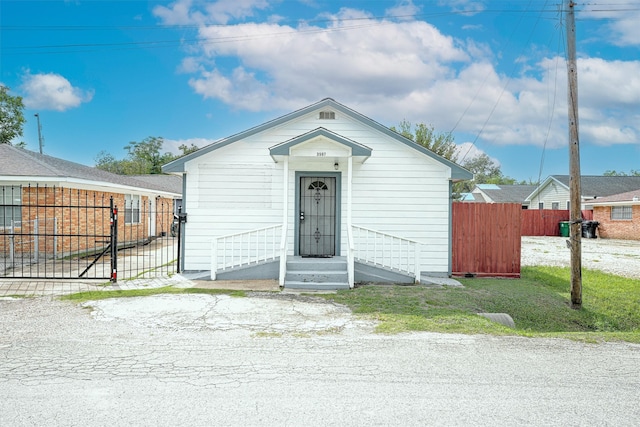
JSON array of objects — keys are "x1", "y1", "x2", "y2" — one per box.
[
  {"x1": 1, "y1": 186, "x2": 176, "y2": 258},
  {"x1": 593, "y1": 205, "x2": 640, "y2": 240}
]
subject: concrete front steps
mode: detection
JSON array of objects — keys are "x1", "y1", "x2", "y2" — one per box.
[{"x1": 284, "y1": 256, "x2": 350, "y2": 290}]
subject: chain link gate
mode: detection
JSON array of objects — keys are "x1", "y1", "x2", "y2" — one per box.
[{"x1": 1, "y1": 185, "x2": 181, "y2": 281}]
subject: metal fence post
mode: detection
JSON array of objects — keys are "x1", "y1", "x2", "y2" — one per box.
[
  {"x1": 110, "y1": 197, "x2": 118, "y2": 282},
  {"x1": 9, "y1": 220, "x2": 15, "y2": 265},
  {"x1": 34, "y1": 217, "x2": 39, "y2": 263},
  {"x1": 176, "y1": 206, "x2": 182, "y2": 274}
]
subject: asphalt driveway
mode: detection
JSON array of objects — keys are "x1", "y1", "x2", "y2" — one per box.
[{"x1": 1, "y1": 295, "x2": 639, "y2": 426}]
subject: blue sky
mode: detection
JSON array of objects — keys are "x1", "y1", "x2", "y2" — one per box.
[{"x1": 2, "y1": 0, "x2": 639, "y2": 182}]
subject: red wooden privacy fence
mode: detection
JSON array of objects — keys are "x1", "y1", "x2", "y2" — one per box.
[
  {"x1": 521, "y1": 209, "x2": 594, "y2": 236},
  {"x1": 452, "y1": 203, "x2": 521, "y2": 278},
  {"x1": 451, "y1": 204, "x2": 596, "y2": 277}
]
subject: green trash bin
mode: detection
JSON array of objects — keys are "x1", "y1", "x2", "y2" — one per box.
[{"x1": 559, "y1": 221, "x2": 570, "y2": 237}]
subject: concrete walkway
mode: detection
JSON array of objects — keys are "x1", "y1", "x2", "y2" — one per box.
[{"x1": 0, "y1": 275, "x2": 280, "y2": 298}]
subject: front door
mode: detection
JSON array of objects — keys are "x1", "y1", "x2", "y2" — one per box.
[{"x1": 299, "y1": 176, "x2": 336, "y2": 257}]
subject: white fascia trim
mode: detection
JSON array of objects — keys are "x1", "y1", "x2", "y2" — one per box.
[{"x1": 0, "y1": 176, "x2": 181, "y2": 198}]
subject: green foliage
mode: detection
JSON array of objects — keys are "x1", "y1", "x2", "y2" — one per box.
[
  {"x1": 455, "y1": 153, "x2": 518, "y2": 193},
  {"x1": 392, "y1": 120, "x2": 522, "y2": 197},
  {"x1": 60, "y1": 286, "x2": 246, "y2": 303},
  {"x1": 604, "y1": 169, "x2": 640, "y2": 176},
  {"x1": 0, "y1": 85, "x2": 26, "y2": 145},
  {"x1": 323, "y1": 266, "x2": 640, "y2": 342},
  {"x1": 95, "y1": 136, "x2": 198, "y2": 175},
  {"x1": 391, "y1": 120, "x2": 458, "y2": 162}
]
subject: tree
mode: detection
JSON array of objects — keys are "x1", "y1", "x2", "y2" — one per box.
[
  {"x1": 455, "y1": 153, "x2": 521, "y2": 194},
  {"x1": 391, "y1": 120, "x2": 520, "y2": 197},
  {"x1": 0, "y1": 85, "x2": 26, "y2": 145},
  {"x1": 604, "y1": 170, "x2": 640, "y2": 176},
  {"x1": 178, "y1": 143, "x2": 199, "y2": 156},
  {"x1": 391, "y1": 120, "x2": 458, "y2": 162},
  {"x1": 95, "y1": 137, "x2": 199, "y2": 175}
]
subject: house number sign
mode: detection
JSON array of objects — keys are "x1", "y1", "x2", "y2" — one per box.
[{"x1": 316, "y1": 152, "x2": 326, "y2": 157}]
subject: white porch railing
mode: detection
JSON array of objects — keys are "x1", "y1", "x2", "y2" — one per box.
[
  {"x1": 211, "y1": 225, "x2": 282, "y2": 280},
  {"x1": 351, "y1": 225, "x2": 421, "y2": 282}
]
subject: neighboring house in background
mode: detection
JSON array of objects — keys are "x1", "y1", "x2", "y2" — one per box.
[
  {"x1": 590, "y1": 189, "x2": 640, "y2": 240},
  {"x1": 469, "y1": 184, "x2": 538, "y2": 208},
  {"x1": 0, "y1": 144, "x2": 182, "y2": 257},
  {"x1": 162, "y1": 98, "x2": 472, "y2": 289},
  {"x1": 525, "y1": 175, "x2": 640, "y2": 211}
]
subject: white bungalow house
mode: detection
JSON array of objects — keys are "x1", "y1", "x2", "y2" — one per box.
[{"x1": 162, "y1": 98, "x2": 472, "y2": 289}]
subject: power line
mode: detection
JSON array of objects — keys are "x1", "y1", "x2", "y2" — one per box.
[{"x1": 6, "y1": 5, "x2": 628, "y2": 54}]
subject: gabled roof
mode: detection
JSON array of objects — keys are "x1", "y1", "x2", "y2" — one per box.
[
  {"x1": 0, "y1": 144, "x2": 181, "y2": 195},
  {"x1": 162, "y1": 98, "x2": 472, "y2": 181},
  {"x1": 590, "y1": 189, "x2": 640, "y2": 205},
  {"x1": 526, "y1": 175, "x2": 640, "y2": 201},
  {"x1": 474, "y1": 184, "x2": 537, "y2": 203}
]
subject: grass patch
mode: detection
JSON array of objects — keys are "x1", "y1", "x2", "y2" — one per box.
[
  {"x1": 322, "y1": 266, "x2": 640, "y2": 342},
  {"x1": 60, "y1": 286, "x2": 246, "y2": 303}
]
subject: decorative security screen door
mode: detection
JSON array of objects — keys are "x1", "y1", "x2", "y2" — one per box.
[{"x1": 299, "y1": 176, "x2": 336, "y2": 257}]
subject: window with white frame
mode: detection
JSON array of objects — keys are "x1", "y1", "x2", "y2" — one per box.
[
  {"x1": 124, "y1": 194, "x2": 140, "y2": 224},
  {"x1": 1, "y1": 186, "x2": 21, "y2": 228},
  {"x1": 538, "y1": 202, "x2": 544, "y2": 209},
  {"x1": 611, "y1": 206, "x2": 632, "y2": 220},
  {"x1": 552, "y1": 202, "x2": 559, "y2": 210}
]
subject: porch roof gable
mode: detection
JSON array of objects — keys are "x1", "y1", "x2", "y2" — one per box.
[{"x1": 269, "y1": 127, "x2": 372, "y2": 158}]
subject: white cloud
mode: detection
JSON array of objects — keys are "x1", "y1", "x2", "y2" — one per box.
[
  {"x1": 186, "y1": 10, "x2": 469, "y2": 112},
  {"x1": 438, "y1": 0, "x2": 485, "y2": 16},
  {"x1": 157, "y1": 2, "x2": 640, "y2": 152},
  {"x1": 163, "y1": 137, "x2": 215, "y2": 155},
  {"x1": 21, "y1": 72, "x2": 93, "y2": 111},
  {"x1": 385, "y1": 0, "x2": 421, "y2": 20},
  {"x1": 455, "y1": 142, "x2": 500, "y2": 166},
  {"x1": 582, "y1": 0, "x2": 640, "y2": 47},
  {"x1": 154, "y1": 0, "x2": 271, "y2": 26}
]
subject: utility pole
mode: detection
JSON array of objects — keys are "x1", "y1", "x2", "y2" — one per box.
[
  {"x1": 566, "y1": 0, "x2": 582, "y2": 309},
  {"x1": 34, "y1": 113, "x2": 44, "y2": 154}
]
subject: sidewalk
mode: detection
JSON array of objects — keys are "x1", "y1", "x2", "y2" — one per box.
[{"x1": 0, "y1": 275, "x2": 280, "y2": 298}]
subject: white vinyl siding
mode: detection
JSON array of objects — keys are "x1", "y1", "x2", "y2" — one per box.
[
  {"x1": 531, "y1": 180, "x2": 569, "y2": 210},
  {"x1": 181, "y1": 109, "x2": 453, "y2": 274}
]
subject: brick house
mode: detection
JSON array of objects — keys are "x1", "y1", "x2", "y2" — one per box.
[
  {"x1": 1, "y1": 145, "x2": 182, "y2": 258},
  {"x1": 590, "y1": 189, "x2": 640, "y2": 240}
]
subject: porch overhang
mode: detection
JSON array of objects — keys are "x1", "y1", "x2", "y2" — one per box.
[{"x1": 269, "y1": 127, "x2": 372, "y2": 163}]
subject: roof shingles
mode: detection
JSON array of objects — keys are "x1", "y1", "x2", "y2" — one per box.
[{"x1": 1, "y1": 145, "x2": 181, "y2": 195}]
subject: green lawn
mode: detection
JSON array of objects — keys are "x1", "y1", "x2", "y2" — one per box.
[
  {"x1": 321, "y1": 266, "x2": 640, "y2": 342},
  {"x1": 60, "y1": 266, "x2": 640, "y2": 343},
  {"x1": 60, "y1": 286, "x2": 246, "y2": 303}
]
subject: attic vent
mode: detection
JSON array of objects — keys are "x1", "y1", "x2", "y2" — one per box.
[{"x1": 319, "y1": 111, "x2": 335, "y2": 120}]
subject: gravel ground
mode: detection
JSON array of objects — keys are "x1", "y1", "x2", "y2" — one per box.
[{"x1": 521, "y1": 236, "x2": 640, "y2": 279}]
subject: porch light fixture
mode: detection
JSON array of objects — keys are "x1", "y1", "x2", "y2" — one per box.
[{"x1": 334, "y1": 162, "x2": 339, "y2": 170}]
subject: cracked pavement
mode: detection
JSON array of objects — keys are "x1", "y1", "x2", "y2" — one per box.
[{"x1": 1, "y1": 294, "x2": 639, "y2": 426}]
